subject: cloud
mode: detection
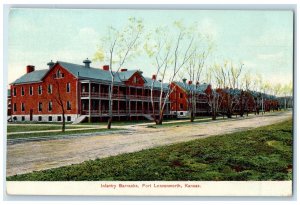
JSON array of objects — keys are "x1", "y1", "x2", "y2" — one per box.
[
  {"x1": 196, "y1": 18, "x2": 218, "y2": 40},
  {"x1": 257, "y1": 52, "x2": 284, "y2": 60}
]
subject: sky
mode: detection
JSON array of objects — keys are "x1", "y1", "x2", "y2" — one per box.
[{"x1": 8, "y1": 8, "x2": 293, "y2": 88}]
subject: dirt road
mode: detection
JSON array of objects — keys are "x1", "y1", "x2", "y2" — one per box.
[{"x1": 6, "y1": 111, "x2": 292, "y2": 176}]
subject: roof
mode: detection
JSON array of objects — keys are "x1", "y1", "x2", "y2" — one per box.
[
  {"x1": 174, "y1": 81, "x2": 209, "y2": 94},
  {"x1": 58, "y1": 61, "x2": 118, "y2": 83},
  {"x1": 144, "y1": 77, "x2": 169, "y2": 90},
  {"x1": 223, "y1": 88, "x2": 242, "y2": 95},
  {"x1": 10, "y1": 61, "x2": 167, "y2": 89},
  {"x1": 11, "y1": 70, "x2": 48, "y2": 85},
  {"x1": 116, "y1": 70, "x2": 139, "y2": 81}
]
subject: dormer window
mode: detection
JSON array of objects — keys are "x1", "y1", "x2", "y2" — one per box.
[
  {"x1": 57, "y1": 70, "x2": 61, "y2": 78},
  {"x1": 54, "y1": 69, "x2": 64, "y2": 79}
]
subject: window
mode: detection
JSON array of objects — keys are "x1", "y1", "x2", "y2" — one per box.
[
  {"x1": 179, "y1": 103, "x2": 183, "y2": 110},
  {"x1": 57, "y1": 116, "x2": 62, "y2": 121},
  {"x1": 13, "y1": 87, "x2": 17, "y2": 96},
  {"x1": 180, "y1": 112, "x2": 184, "y2": 116},
  {"x1": 38, "y1": 116, "x2": 42, "y2": 121},
  {"x1": 133, "y1": 76, "x2": 137, "y2": 83},
  {"x1": 48, "y1": 101, "x2": 52, "y2": 111},
  {"x1": 13, "y1": 103, "x2": 17, "y2": 112},
  {"x1": 55, "y1": 70, "x2": 64, "y2": 78},
  {"x1": 38, "y1": 85, "x2": 42, "y2": 95},
  {"x1": 67, "y1": 116, "x2": 71, "y2": 121},
  {"x1": 180, "y1": 93, "x2": 183, "y2": 99},
  {"x1": 21, "y1": 87, "x2": 25, "y2": 96},
  {"x1": 57, "y1": 70, "x2": 61, "y2": 78},
  {"x1": 67, "y1": 101, "x2": 71, "y2": 110},
  {"x1": 48, "y1": 116, "x2": 52, "y2": 122},
  {"x1": 21, "y1": 103, "x2": 25, "y2": 112},
  {"x1": 48, "y1": 84, "x2": 52, "y2": 94},
  {"x1": 29, "y1": 86, "x2": 33, "y2": 95},
  {"x1": 21, "y1": 116, "x2": 25, "y2": 121},
  {"x1": 38, "y1": 102, "x2": 42, "y2": 112},
  {"x1": 66, "y1": 83, "x2": 71, "y2": 93}
]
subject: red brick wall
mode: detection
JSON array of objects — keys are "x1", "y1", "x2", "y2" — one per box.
[
  {"x1": 11, "y1": 64, "x2": 79, "y2": 116},
  {"x1": 169, "y1": 83, "x2": 188, "y2": 111},
  {"x1": 125, "y1": 72, "x2": 145, "y2": 87}
]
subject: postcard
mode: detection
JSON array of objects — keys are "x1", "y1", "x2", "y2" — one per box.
[{"x1": 5, "y1": 7, "x2": 294, "y2": 197}]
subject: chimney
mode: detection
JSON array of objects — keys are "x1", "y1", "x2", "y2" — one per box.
[
  {"x1": 26, "y1": 65, "x2": 35, "y2": 74},
  {"x1": 121, "y1": 68, "x2": 128, "y2": 72},
  {"x1": 152, "y1": 74, "x2": 157, "y2": 80},
  {"x1": 182, "y1": 78, "x2": 187, "y2": 84},
  {"x1": 47, "y1": 60, "x2": 55, "y2": 69},
  {"x1": 83, "y1": 58, "x2": 91, "y2": 68},
  {"x1": 188, "y1": 80, "x2": 192, "y2": 85},
  {"x1": 103, "y1": 65, "x2": 109, "y2": 71}
]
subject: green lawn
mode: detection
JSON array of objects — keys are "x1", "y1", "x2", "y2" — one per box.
[
  {"x1": 7, "y1": 128, "x2": 123, "y2": 139},
  {"x1": 7, "y1": 125, "x2": 83, "y2": 133},
  {"x1": 7, "y1": 119, "x2": 293, "y2": 181},
  {"x1": 81, "y1": 119, "x2": 174, "y2": 126},
  {"x1": 146, "y1": 118, "x2": 225, "y2": 128}
]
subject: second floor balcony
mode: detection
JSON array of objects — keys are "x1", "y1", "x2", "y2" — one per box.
[{"x1": 80, "y1": 92, "x2": 168, "y2": 102}]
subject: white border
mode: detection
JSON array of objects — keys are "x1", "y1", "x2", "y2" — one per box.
[{"x1": 1, "y1": 1, "x2": 299, "y2": 204}]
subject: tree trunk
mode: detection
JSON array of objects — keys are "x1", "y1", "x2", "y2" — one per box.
[
  {"x1": 212, "y1": 109, "x2": 217, "y2": 120},
  {"x1": 190, "y1": 110, "x2": 195, "y2": 122},
  {"x1": 62, "y1": 111, "x2": 65, "y2": 132},
  {"x1": 155, "y1": 113, "x2": 163, "y2": 125},
  {"x1": 226, "y1": 110, "x2": 232, "y2": 118},
  {"x1": 107, "y1": 77, "x2": 114, "y2": 129},
  {"x1": 107, "y1": 117, "x2": 112, "y2": 129}
]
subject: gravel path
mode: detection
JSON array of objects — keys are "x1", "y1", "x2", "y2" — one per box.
[{"x1": 6, "y1": 111, "x2": 292, "y2": 176}]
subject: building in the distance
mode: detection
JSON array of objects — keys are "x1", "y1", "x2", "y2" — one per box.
[
  {"x1": 7, "y1": 89, "x2": 12, "y2": 121},
  {"x1": 10, "y1": 59, "x2": 179, "y2": 122},
  {"x1": 169, "y1": 80, "x2": 211, "y2": 118}
]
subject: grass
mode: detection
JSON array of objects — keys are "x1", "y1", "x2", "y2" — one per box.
[
  {"x1": 7, "y1": 125, "x2": 83, "y2": 133},
  {"x1": 7, "y1": 119, "x2": 293, "y2": 181},
  {"x1": 146, "y1": 118, "x2": 223, "y2": 128},
  {"x1": 7, "y1": 128, "x2": 123, "y2": 139},
  {"x1": 81, "y1": 119, "x2": 174, "y2": 126}
]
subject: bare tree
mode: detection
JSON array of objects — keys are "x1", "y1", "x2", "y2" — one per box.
[
  {"x1": 145, "y1": 22, "x2": 195, "y2": 125},
  {"x1": 281, "y1": 81, "x2": 293, "y2": 109},
  {"x1": 211, "y1": 61, "x2": 244, "y2": 118},
  {"x1": 241, "y1": 71, "x2": 254, "y2": 116},
  {"x1": 94, "y1": 17, "x2": 144, "y2": 129},
  {"x1": 205, "y1": 67, "x2": 224, "y2": 120},
  {"x1": 54, "y1": 81, "x2": 66, "y2": 132},
  {"x1": 184, "y1": 40, "x2": 212, "y2": 122}
]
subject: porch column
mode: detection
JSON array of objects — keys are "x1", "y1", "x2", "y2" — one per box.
[
  {"x1": 99, "y1": 99, "x2": 101, "y2": 116},
  {"x1": 99, "y1": 84, "x2": 101, "y2": 98},
  {"x1": 89, "y1": 82, "x2": 91, "y2": 122},
  {"x1": 118, "y1": 100, "x2": 120, "y2": 115},
  {"x1": 129, "y1": 101, "x2": 131, "y2": 115},
  {"x1": 136, "y1": 101, "x2": 137, "y2": 114}
]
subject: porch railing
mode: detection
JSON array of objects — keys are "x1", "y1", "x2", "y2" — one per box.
[
  {"x1": 81, "y1": 109, "x2": 170, "y2": 115},
  {"x1": 80, "y1": 92, "x2": 168, "y2": 102}
]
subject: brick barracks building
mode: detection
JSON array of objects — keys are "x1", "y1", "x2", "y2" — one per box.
[{"x1": 10, "y1": 59, "x2": 211, "y2": 122}]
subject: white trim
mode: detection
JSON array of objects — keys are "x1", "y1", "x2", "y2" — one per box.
[{"x1": 11, "y1": 114, "x2": 78, "y2": 122}]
